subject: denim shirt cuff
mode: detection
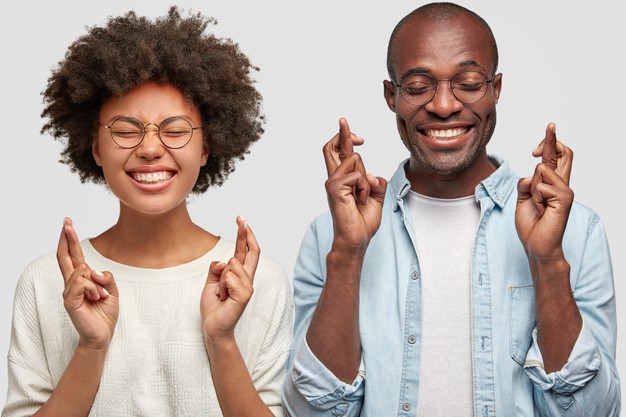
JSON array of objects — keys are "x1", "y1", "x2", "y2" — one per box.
[
  {"x1": 290, "y1": 337, "x2": 365, "y2": 408},
  {"x1": 523, "y1": 320, "x2": 601, "y2": 393}
]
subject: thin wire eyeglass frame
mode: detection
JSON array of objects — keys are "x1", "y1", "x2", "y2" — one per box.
[
  {"x1": 99, "y1": 116, "x2": 203, "y2": 149},
  {"x1": 394, "y1": 71, "x2": 494, "y2": 106}
]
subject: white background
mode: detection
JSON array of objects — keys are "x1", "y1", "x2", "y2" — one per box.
[{"x1": 1, "y1": 0, "x2": 623, "y2": 406}]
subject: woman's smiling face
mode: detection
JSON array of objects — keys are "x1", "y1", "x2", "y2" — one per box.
[{"x1": 93, "y1": 81, "x2": 208, "y2": 216}]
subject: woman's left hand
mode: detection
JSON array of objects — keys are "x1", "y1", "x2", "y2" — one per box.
[{"x1": 200, "y1": 216, "x2": 260, "y2": 344}]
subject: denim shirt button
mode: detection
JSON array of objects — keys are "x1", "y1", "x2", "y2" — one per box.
[
  {"x1": 402, "y1": 403, "x2": 411, "y2": 412},
  {"x1": 407, "y1": 335, "x2": 416, "y2": 344},
  {"x1": 410, "y1": 271, "x2": 419, "y2": 280}
]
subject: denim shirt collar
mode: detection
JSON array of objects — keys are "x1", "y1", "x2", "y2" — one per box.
[{"x1": 388, "y1": 155, "x2": 518, "y2": 210}]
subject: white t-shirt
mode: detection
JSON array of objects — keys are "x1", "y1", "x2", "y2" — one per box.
[
  {"x1": 406, "y1": 191, "x2": 480, "y2": 417},
  {"x1": 3, "y1": 238, "x2": 293, "y2": 417}
]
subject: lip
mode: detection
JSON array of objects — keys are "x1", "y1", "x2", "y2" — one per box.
[
  {"x1": 126, "y1": 165, "x2": 177, "y2": 192},
  {"x1": 416, "y1": 123, "x2": 475, "y2": 149}
]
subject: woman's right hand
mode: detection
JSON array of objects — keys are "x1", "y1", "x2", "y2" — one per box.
[{"x1": 57, "y1": 217, "x2": 119, "y2": 350}]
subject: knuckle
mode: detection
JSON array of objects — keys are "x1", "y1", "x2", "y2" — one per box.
[{"x1": 75, "y1": 263, "x2": 90, "y2": 275}]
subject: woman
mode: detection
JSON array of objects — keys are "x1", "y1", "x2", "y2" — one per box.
[{"x1": 2, "y1": 7, "x2": 292, "y2": 417}]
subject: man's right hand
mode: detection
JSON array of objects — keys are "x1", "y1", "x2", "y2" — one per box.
[{"x1": 323, "y1": 118, "x2": 387, "y2": 254}]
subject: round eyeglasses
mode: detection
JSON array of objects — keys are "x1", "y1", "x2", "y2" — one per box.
[
  {"x1": 395, "y1": 71, "x2": 493, "y2": 106},
  {"x1": 100, "y1": 116, "x2": 203, "y2": 149}
]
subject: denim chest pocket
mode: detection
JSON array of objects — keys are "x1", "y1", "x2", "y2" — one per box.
[{"x1": 509, "y1": 285, "x2": 537, "y2": 366}]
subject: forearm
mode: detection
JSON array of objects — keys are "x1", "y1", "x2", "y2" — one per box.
[
  {"x1": 34, "y1": 343, "x2": 107, "y2": 417},
  {"x1": 531, "y1": 255, "x2": 582, "y2": 373},
  {"x1": 205, "y1": 337, "x2": 274, "y2": 417},
  {"x1": 306, "y1": 248, "x2": 363, "y2": 383}
]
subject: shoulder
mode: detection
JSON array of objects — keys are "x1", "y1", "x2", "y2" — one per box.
[
  {"x1": 304, "y1": 210, "x2": 334, "y2": 242},
  {"x1": 218, "y1": 237, "x2": 291, "y2": 298},
  {"x1": 567, "y1": 200, "x2": 605, "y2": 238},
  {"x1": 237, "y1": 250, "x2": 293, "y2": 340},
  {"x1": 255, "y1": 252, "x2": 292, "y2": 302},
  {"x1": 15, "y1": 250, "x2": 62, "y2": 295}
]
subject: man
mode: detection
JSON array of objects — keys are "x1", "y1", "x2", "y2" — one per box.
[{"x1": 282, "y1": 2, "x2": 620, "y2": 416}]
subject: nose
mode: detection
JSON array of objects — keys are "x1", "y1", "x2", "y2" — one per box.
[
  {"x1": 424, "y1": 80, "x2": 463, "y2": 118},
  {"x1": 135, "y1": 125, "x2": 165, "y2": 160}
]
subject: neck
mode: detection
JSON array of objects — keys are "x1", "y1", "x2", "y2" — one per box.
[
  {"x1": 406, "y1": 155, "x2": 497, "y2": 199},
  {"x1": 90, "y1": 201, "x2": 218, "y2": 268}
]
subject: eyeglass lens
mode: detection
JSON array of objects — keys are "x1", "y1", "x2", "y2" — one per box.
[
  {"x1": 108, "y1": 116, "x2": 194, "y2": 149},
  {"x1": 399, "y1": 71, "x2": 489, "y2": 106}
]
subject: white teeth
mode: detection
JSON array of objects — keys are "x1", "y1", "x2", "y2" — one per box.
[
  {"x1": 131, "y1": 171, "x2": 173, "y2": 183},
  {"x1": 426, "y1": 128, "x2": 467, "y2": 138}
]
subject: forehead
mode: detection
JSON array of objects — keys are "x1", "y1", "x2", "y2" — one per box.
[
  {"x1": 99, "y1": 82, "x2": 200, "y2": 122},
  {"x1": 391, "y1": 14, "x2": 494, "y2": 80}
]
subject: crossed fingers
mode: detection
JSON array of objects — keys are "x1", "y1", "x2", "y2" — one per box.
[
  {"x1": 532, "y1": 122, "x2": 573, "y2": 185},
  {"x1": 57, "y1": 218, "x2": 109, "y2": 302},
  {"x1": 215, "y1": 216, "x2": 260, "y2": 301}
]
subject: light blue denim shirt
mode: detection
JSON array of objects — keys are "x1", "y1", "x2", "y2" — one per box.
[{"x1": 283, "y1": 158, "x2": 620, "y2": 417}]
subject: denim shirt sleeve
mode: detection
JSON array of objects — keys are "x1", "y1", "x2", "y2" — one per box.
[
  {"x1": 522, "y1": 216, "x2": 621, "y2": 416},
  {"x1": 283, "y1": 338, "x2": 365, "y2": 416},
  {"x1": 282, "y1": 217, "x2": 365, "y2": 417}
]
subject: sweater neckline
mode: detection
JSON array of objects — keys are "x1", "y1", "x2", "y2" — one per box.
[{"x1": 81, "y1": 238, "x2": 233, "y2": 283}]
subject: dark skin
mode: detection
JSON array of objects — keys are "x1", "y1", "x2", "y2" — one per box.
[
  {"x1": 516, "y1": 122, "x2": 581, "y2": 373},
  {"x1": 307, "y1": 12, "x2": 581, "y2": 383}
]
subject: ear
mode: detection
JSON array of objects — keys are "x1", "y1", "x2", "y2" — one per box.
[
  {"x1": 92, "y1": 136, "x2": 102, "y2": 166},
  {"x1": 200, "y1": 142, "x2": 209, "y2": 167},
  {"x1": 383, "y1": 80, "x2": 398, "y2": 113},
  {"x1": 491, "y1": 73, "x2": 503, "y2": 104}
]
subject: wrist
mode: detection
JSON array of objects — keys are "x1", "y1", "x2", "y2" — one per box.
[
  {"x1": 76, "y1": 341, "x2": 109, "y2": 361},
  {"x1": 329, "y1": 240, "x2": 368, "y2": 259},
  {"x1": 528, "y1": 253, "x2": 570, "y2": 277},
  {"x1": 204, "y1": 333, "x2": 237, "y2": 356}
]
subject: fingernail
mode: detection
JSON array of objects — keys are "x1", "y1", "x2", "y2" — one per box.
[
  {"x1": 94, "y1": 270, "x2": 104, "y2": 277},
  {"x1": 102, "y1": 287, "x2": 109, "y2": 296},
  {"x1": 215, "y1": 285, "x2": 220, "y2": 296}
]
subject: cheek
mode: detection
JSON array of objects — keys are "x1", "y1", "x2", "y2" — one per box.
[{"x1": 395, "y1": 105, "x2": 419, "y2": 133}]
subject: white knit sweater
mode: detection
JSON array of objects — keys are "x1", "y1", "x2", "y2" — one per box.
[{"x1": 2, "y1": 239, "x2": 293, "y2": 417}]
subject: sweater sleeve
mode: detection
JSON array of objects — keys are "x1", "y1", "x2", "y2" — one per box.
[
  {"x1": 2, "y1": 259, "x2": 54, "y2": 417},
  {"x1": 249, "y1": 257, "x2": 294, "y2": 417}
]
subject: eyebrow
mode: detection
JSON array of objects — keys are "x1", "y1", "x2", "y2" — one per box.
[
  {"x1": 105, "y1": 114, "x2": 194, "y2": 124},
  {"x1": 398, "y1": 60, "x2": 488, "y2": 82}
]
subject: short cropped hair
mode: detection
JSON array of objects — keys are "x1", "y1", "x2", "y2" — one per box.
[
  {"x1": 41, "y1": 6, "x2": 264, "y2": 193},
  {"x1": 386, "y1": 2, "x2": 498, "y2": 83}
]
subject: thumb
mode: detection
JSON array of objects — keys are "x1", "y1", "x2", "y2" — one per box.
[
  {"x1": 367, "y1": 175, "x2": 388, "y2": 205},
  {"x1": 516, "y1": 177, "x2": 532, "y2": 202},
  {"x1": 206, "y1": 261, "x2": 226, "y2": 285},
  {"x1": 91, "y1": 270, "x2": 119, "y2": 298}
]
